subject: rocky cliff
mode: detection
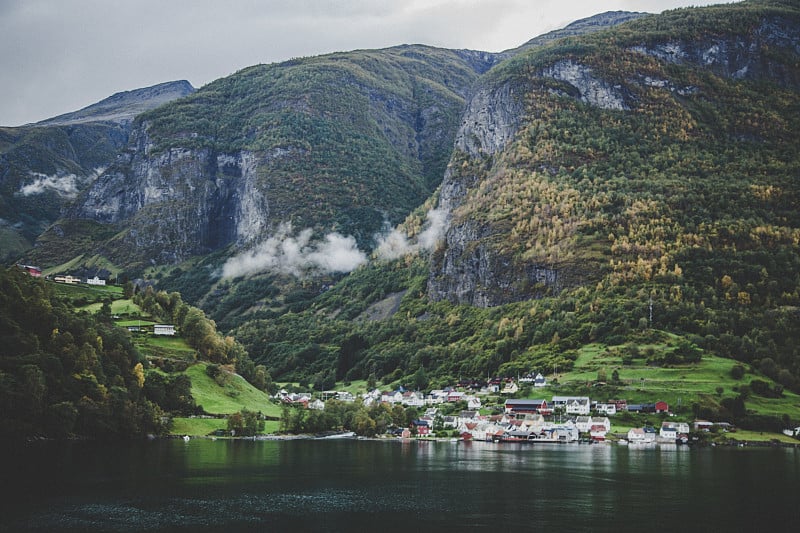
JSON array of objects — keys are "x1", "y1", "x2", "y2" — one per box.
[
  {"x1": 429, "y1": 1, "x2": 800, "y2": 306},
  {"x1": 37, "y1": 46, "x2": 493, "y2": 270},
  {"x1": 0, "y1": 80, "x2": 194, "y2": 260}
]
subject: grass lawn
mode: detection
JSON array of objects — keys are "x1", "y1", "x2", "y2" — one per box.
[
  {"x1": 170, "y1": 417, "x2": 227, "y2": 436},
  {"x1": 82, "y1": 298, "x2": 144, "y2": 315},
  {"x1": 170, "y1": 417, "x2": 281, "y2": 437},
  {"x1": 336, "y1": 379, "x2": 369, "y2": 395},
  {"x1": 186, "y1": 363, "x2": 281, "y2": 417},
  {"x1": 715, "y1": 429, "x2": 799, "y2": 444},
  {"x1": 135, "y1": 335, "x2": 197, "y2": 360},
  {"x1": 49, "y1": 281, "x2": 123, "y2": 303}
]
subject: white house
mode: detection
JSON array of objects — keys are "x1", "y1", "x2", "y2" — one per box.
[
  {"x1": 594, "y1": 403, "x2": 617, "y2": 416},
  {"x1": 427, "y1": 390, "x2": 448, "y2": 404},
  {"x1": 627, "y1": 427, "x2": 657, "y2": 443},
  {"x1": 336, "y1": 391, "x2": 355, "y2": 402},
  {"x1": 627, "y1": 428, "x2": 649, "y2": 443},
  {"x1": 659, "y1": 424, "x2": 678, "y2": 440},
  {"x1": 565, "y1": 397, "x2": 591, "y2": 416},
  {"x1": 467, "y1": 396, "x2": 482, "y2": 410},
  {"x1": 553, "y1": 396, "x2": 591, "y2": 412},
  {"x1": 402, "y1": 391, "x2": 425, "y2": 407},
  {"x1": 534, "y1": 373, "x2": 547, "y2": 387},
  {"x1": 153, "y1": 324, "x2": 176, "y2": 336},
  {"x1": 575, "y1": 416, "x2": 592, "y2": 432},
  {"x1": 381, "y1": 391, "x2": 404, "y2": 404},
  {"x1": 309, "y1": 398, "x2": 325, "y2": 410},
  {"x1": 501, "y1": 381, "x2": 519, "y2": 394},
  {"x1": 86, "y1": 276, "x2": 106, "y2": 286}
]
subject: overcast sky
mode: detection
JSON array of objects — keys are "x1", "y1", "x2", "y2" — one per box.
[{"x1": 1, "y1": 0, "x2": 733, "y2": 127}]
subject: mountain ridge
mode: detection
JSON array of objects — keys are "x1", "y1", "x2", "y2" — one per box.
[
  {"x1": 9, "y1": 1, "x2": 800, "y2": 405},
  {"x1": 0, "y1": 80, "x2": 196, "y2": 261},
  {"x1": 35, "y1": 80, "x2": 195, "y2": 127}
]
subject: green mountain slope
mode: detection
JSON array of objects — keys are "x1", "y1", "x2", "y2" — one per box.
[
  {"x1": 13, "y1": 1, "x2": 800, "y2": 433},
  {"x1": 29, "y1": 46, "x2": 494, "y2": 271},
  {"x1": 224, "y1": 1, "x2": 800, "y2": 430}
]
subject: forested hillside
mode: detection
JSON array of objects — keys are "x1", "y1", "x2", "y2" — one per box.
[
  {"x1": 0, "y1": 268, "x2": 169, "y2": 438},
  {"x1": 9, "y1": 1, "x2": 800, "y2": 431},
  {"x1": 228, "y1": 1, "x2": 800, "y2": 407}
]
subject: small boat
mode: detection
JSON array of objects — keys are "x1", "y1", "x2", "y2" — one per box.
[
  {"x1": 182, "y1": 435, "x2": 190, "y2": 442},
  {"x1": 618, "y1": 439, "x2": 628, "y2": 445},
  {"x1": 316, "y1": 431, "x2": 356, "y2": 439}
]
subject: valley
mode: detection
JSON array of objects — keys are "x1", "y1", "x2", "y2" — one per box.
[{"x1": 2, "y1": 0, "x2": 799, "y2": 443}]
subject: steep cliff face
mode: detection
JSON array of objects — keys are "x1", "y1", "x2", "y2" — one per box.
[
  {"x1": 70, "y1": 125, "x2": 273, "y2": 264},
  {"x1": 429, "y1": 1, "x2": 800, "y2": 307},
  {"x1": 38, "y1": 46, "x2": 491, "y2": 269},
  {"x1": 631, "y1": 16, "x2": 800, "y2": 87},
  {"x1": 0, "y1": 81, "x2": 194, "y2": 260}
]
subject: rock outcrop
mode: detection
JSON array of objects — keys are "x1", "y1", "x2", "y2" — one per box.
[
  {"x1": 630, "y1": 17, "x2": 800, "y2": 87},
  {"x1": 429, "y1": 4, "x2": 800, "y2": 307}
]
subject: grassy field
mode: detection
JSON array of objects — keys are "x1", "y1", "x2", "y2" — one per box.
[
  {"x1": 169, "y1": 417, "x2": 281, "y2": 436},
  {"x1": 134, "y1": 334, "x2": 197, "y2": 360},
  {"x1": 556, "y1": 343, "x2": 800, "y2": 422},
  {"x1": 48, "y1": 280, "x2": 123, "y2": 303},
  {"x1": 81, "y1": 298, "x2": 144, "y2": 315},
  {"x1": 185, "y1": 363, "x2": 281, "y2": 417}
]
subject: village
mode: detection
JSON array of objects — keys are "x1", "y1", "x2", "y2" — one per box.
[{"x1": 273, "y1": 373, "x2": 724, "y2": 445}]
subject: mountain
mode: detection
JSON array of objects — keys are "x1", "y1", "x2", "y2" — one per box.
[
  {"x1": 506, "y1": 11, "x2": 651, "y2": 55},
  {"x1": 430, "y1": 0, "x2": 800, "y2": 306},
  {"x1": 35, "y1": 80, "x2": 195, "y2": 127},
  {"x1": 27, "y1": 11, "x2": 651, "y2": 273},
  {"x1": 29, "y1": 46, "x2": 495, "y2": 270},
  {"x1": 224, "y1": 0, "x2": 800, "y2": 404},
  {"x1": 16, "y1": 1, "x2": 800, "y2": 411},
  {"x1": 0, "y1": 80, "x2": 195, "y2": 261}
]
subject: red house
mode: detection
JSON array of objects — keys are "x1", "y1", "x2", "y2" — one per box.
[
  {"x1": 609, "y1": 399, "x2": 628, "y2": 411},
  {"x1": 505, "y1": 399, "x2": 551, "y2": 415},
  {"x1": 413, "y1": 420, "x2": 431, "y2": 436},
  {"x1": 655, "y1": 401, "x2": 669, "y2": 413},
  {"x1": 20, "y1": 265, "x2": 42, "y2": 277}
]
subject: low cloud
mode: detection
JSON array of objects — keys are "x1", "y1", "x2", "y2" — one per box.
[
  {"x1": 18, "y1": 168, "x2": 104, "y2": 197},
  {"x1": 222, "y1": 223, "x2": 367, "y2": 278},
  {"x1": 19, "y1": 172, "x2": 79, "y2": 197},
  {"x1": 374, "y1": 208, "x2": 448, "y2": 261}
]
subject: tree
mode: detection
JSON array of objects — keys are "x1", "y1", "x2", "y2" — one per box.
[
  {"x1": 413, "y1": 366, "x2": 429, "y2": 391},
  {"x1": 227, "y1": 412, "x2": 244, "y2": 436}
]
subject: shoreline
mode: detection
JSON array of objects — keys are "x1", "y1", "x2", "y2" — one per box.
[{"x1": 170, "y1": 432, "x2": 800, "y2": 448}]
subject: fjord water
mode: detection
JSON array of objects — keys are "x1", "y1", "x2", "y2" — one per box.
[{"x1": 2, "y1": 439, "x2": 798, "y2": 532}]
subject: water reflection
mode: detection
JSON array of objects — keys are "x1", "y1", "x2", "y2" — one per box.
[{"x1": 1, "y1": 439, "x2": 798, "y2": 532}]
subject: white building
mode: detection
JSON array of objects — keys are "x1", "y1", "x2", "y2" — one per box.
[
  {"x1": 153, "y1": 324, "x2": 176, "y2": 336},
  {"x1": 86, "y1": 276, "x2": 106, "y2": 286},
  {"x1": 565, "y1": 397, "x2": 591, "y2": 416},
  {"x1": 594, "y1": 403, "x2": 617, "y2": 416}
]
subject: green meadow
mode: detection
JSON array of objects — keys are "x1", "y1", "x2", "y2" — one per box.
[{"x1": 185, "y1": 363, "x2": 281, "y2": 418}]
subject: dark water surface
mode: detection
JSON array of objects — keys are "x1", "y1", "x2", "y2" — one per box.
[{"x1": 2, "y1": 438, "x2": 798, "y2": 532}]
